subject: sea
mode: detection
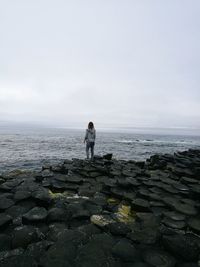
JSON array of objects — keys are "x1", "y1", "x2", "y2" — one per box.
[{"x1": 0, "y1": 125, "x2": 200, "y2": 173}]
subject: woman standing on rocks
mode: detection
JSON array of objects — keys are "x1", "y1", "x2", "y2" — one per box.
[{"x1": 84, "y1": 122, "x2": 96, "y2": 160}]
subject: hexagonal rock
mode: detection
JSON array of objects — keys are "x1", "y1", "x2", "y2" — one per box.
[
  {"x1": 188, "y1": 217, "x2": 200, "y2": 234},
  {"x1": 0, "y1": 198, "x2": 15, "y2": 210},
  {"x1": 143, "y1": 249, "x2": 176, "y2": 267},
  {"x1": 132, "y1": 198, "x2": 150, "y2": 212},
  {"x1": 14, "y1": 191, "x2": 31, "y2": 201},
  {"x1": 22, "y1": 207, "x2": 48, "y2": 223},
  {"x1": 111, "y1": 238, "x2": 136, "y2": 262},
  {"x1": 163, "y1": 233, "x2": 200, "y2": 262},
  {"x1": 161, "y1": 217, "x2": 186, "y2": 230},
  {"x1": 0, "y1": 213, "x2": 12, "y2": 228},
  {"x1": 12, "y1": 225, "x2": 39, "y2": 249}
]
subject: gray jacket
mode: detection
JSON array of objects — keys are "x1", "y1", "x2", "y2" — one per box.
[{"x1": 84, "y1": 128, "x2": 96, "y2": 143}]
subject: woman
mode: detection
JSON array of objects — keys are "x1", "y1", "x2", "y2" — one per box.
[{"x1": 84, "y1": 122, "x2": 96, "y2": 160}]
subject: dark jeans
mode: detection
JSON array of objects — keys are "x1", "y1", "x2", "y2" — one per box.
[{"x1": 86, "y1": 141, "x2": 95, "y2": 159}]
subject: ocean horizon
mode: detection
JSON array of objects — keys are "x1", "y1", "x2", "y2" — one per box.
[{"x1": 0, "y1": 124, "x2": 200, "y2": 173}]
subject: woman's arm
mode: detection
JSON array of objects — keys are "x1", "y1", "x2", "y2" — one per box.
[{"x1": 84, "y1": 129, "x2": 88, "y2": 143}]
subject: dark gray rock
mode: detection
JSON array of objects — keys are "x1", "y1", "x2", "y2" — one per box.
[
  {"x1": 143, "y1": 249, "x2": 176, "y2": 267},
  {"x1": 47, "y1": 223, "x2": 68, "y2": 241},
  {"x1": 112, "y1": 238, "x2": 136, "y2": 262},
  {"x1": 0, "y1": 254, "x2": 38, "y2": 267},
  {"x1": 173, "y1": 202, "x2": 198, "y2": 216},
  {"x1": 0, "y1": 248, "x2": 24, "y2": 263},
  {"x1": 0, "y1": 197, "x2": 15, "y2": 210},
  {"x1": 107, "y1": 222, "x2": 131, "y2": 236},
  {"x1": 188, "y1": 217, "x2": 200, "y2": 234},
  {"x1": 77, "y1": 224, "x2": 101, "y2": 237},
  {"x1": 75, "y1": 233, "x2": 115, "y2": 267},
  {"x1": 47, "y1": 207, "x2": 69, "y2": 222},
  {"x1": 31, "y1": 188, "x2": 52, "y2": 206},
  {"x1": 5, "y1": 204, "x2": 34, "y2": 218},
  {"x1": 132, "y1": 198, "x2": 150, "y2": 212},
  {"x1": 162, "y1": 217, "x2": 186, "y2": 229},
  {"x1": 128, "y1": 227, "x2": 160, "y2": 245},
  {"x1": 14, "y1": 191, "x2": 31, "y2": 201},
  {"x1": 103, "y1": 153, "x2": 113, "y2": 160},
  {"x1": 0, "y1": 213, "x2": 12, "y2": 228},
  {"x1": 22, "y1": 207, "x2": 48, "y2": 223},
  {"x1": 125, "y1": 263, "x2": 152, "y2": 267},
  {"x1": 163, "y1": 233, "x2": 200, "y2": 261},
  {"x1": 0, "y1": 234, "x2": 12, "y2": 252},
  {"x1": 0, "y1": 179, "x2": 22, "y2": 191},
  {"x1": 25, "y1": 240, "x2": 53, "y2": 260},
  {"x1": 162, "y1": 211, "x2": 186, "y2": 221},
  {"x1": 41, "y1": 229, "x2": 88, "y2": 267},
  {"x1": 12, "y1": 225, "x2": 39, "y2": 249},
  {"x1": 176, "y1": 263, "x2": 199, "y2": 267}
]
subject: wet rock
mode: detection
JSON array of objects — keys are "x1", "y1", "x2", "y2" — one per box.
[
  {"x1": 25, "y1": 240, "x2": 53, "y2": 261},
  {"x1": 22, "y1": 207, "x2": 48, "y2": 223},
  {"x1": 162, "y1": 217, "x2": 186, "y2": 230},
  {"x1": 47, "y1": 207, "x2": 70, "y2": 222},
  {"x1": 112, "y1": 238, "x2": 136, "y2": 262},
  {"x1": 66, "y1": 202, "x2": 90, "y2": 220},
  {"x1": 14, "y1": 191, "x2": 31, "y2": 201},
  {"x1": 127, "y1": 263, "x2": 153, "y2": 267},
  {"x1": 103, "y1": 153, "x2": 113, "y2": 160},
  {"x1": 41, "y1": 169, "x2": 54, "y2": 178},
  {"x1": 135, "y1": 212, "x2": 160, "y2": 227},
  {"x1": 0, "y1": 179, "x2": 23, "y2": 191},
  {"x1": 0, "y1": 197, "x2": 15, "y2": 210},
  {"x1": 64, "y1": 175, "x2": 83, "y2": 184},
  {"x1": 128, "y1": 227, "x2": 160, "y2": 245},
  {"x1": 0, "y1": 234, "x2": 12, "y2": 252},
  {"x1": 47, "y1": 223, "x2": 68, "y2": 241},
  {"x1": 0, "y1": 248, "x2": 24, "y2": 262},
  {"x1": 41, "y1": 229, "x2": 87, "y2": 267},
  {"x1": 188, "y1": 217, "x2": 200, "y2": 234},
  {"x1": 132, "y1": 198, "x2": 150, "y2": 212},
  {"x1": 163, "y1": 233, "x2": 200, "y2": 261},
  {"x1": 172, "y1": 183, "x2": 190, "y2": 192},
  {"x1": 162, "y1": 211, "x2": 186, "y2": 221},
  {"x1": 0, "y1": 213, "x2": 12, "y2": 229},
  {"x1": 173, "y1": 202, "x2": 198, "y2": 216},
  {"x1": 106, "y1": 222, "x2": 131, "y2": 236},
  {"x1": 31, "y1": 188, "x2": 52, "y2": 206},
  {"x1": 12, "y1": 225, "x2": 39, "y2": 249},
  {"x1": 5, "y1": 204, "x2": 34, "y2": 218},
  {"x1": 176, "y1": 263, "x2": 199, "y2": 267},
  {"x1": 75, "y1": 233, "x2": 115, "y2": 267},
  {"x1": 143, "y1": 249, "x2": 176, "y2": 267},
  {"x1": 181, "y1": 176, "x2": 198, "y2": 184},
  {"x1": 0, "y1": 254, "x2": 38, "y2": 267},
  {"x1": 77, "y1": 223, "x2": 101, "y2": 237}
]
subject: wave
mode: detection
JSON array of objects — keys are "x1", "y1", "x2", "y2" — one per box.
[{"x1": 116, "y1": 139, "x2": 192, "y2": 145}]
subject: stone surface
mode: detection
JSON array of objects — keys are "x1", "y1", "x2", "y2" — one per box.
[
  {"x1": 143, "y1": 249, "x2": 176, "y2": 267},
  {"x1": 0, "y1": 198, "x2": 15, "y2": 210},
  {"x1": 22, "y1": 207, "x2": 48, "y2": 223},
  {"x1": 112, "y1": 238, "x2": 136, "y2": 262},
  {"x1": 163, "y1": 234, "x2": 200, "y2": 262},
  {"x1": 0, "y1": 149, "x2": 200, "y2": 266},
  {"x1": 0, "y1": 213, "x2": 12, "y2": 228}
]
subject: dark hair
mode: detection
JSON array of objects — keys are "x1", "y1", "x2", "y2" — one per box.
[{"x1": 88, "y1": 122, "x2": 94, "y2": 129}]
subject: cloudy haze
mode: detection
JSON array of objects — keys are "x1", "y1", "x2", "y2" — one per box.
[{"x1": 0, "y1": 0, "x2": 200, "y2": 131}]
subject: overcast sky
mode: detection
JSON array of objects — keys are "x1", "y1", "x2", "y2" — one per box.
[{"x1": 0, "y1": 0, "x2": 200, "y2": 131}]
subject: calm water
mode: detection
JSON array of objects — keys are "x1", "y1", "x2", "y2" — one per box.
[{"x1": 0, "y1": 126, "x2": 200, "y2": 172}]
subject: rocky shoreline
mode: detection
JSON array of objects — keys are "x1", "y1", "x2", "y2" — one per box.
[{"x1": 0, "y1": 149, "x2": 200, "y2": 267}]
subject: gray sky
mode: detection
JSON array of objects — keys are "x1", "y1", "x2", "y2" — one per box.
[{"x1": 0, "y1": 0, "x2": 200, "y2": 131}]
